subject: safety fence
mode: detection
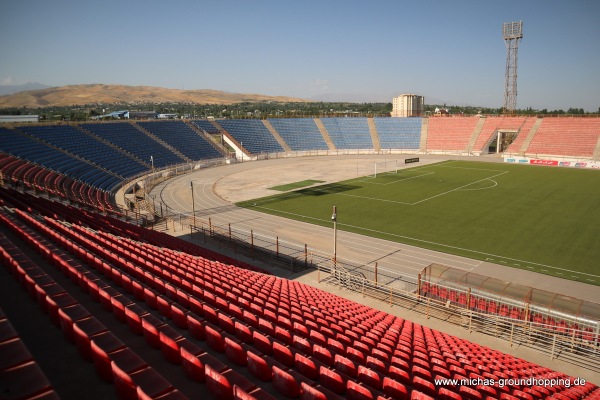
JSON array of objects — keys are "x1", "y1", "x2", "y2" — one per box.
[
  {"x1": 132, "y1": 198, "x2": 600, "y2": 372},
  {"x1": 317, "y1": 263, "x2": 600, "y2": 373}
]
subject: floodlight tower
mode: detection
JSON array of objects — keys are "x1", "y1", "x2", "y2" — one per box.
[{"x1": 502, "y1": 21, "x2": 523, "y2": 114}]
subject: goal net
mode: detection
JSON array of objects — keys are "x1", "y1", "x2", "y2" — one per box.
[{"x1": 356, "y1": 159, "x2": 401, "y2": 178}]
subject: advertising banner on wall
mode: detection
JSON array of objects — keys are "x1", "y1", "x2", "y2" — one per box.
[{"x1": 504, "y1": 156, "x2": 600, "y2": 169}]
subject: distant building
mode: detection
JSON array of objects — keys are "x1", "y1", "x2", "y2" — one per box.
[
  {"x1": 157, "y1": 113, "x2": 178, "y2": 119},
  {"x1": 129, "y1": 111, "x2": 157, "y2": 120},
  {"x1": 0, "y1": 115, "x2": 39, "y2": 124},
  {"x1": 391, "y1": 94, "x2": 424, "y2": 117},
  {"x1": 91, "y1": 110, "x2": 129, "y2": 120},
  {"x1": 434, "y1": 107, "x2": 450, "y2": 116}
]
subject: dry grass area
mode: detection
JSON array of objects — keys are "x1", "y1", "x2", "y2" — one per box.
[{"x1": 0, "y1": 83, "x2": 308, "y2": 108}]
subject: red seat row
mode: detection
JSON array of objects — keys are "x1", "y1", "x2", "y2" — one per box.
[{"x1": 2, "y1": 192, "x2": 600, "y2": 400}]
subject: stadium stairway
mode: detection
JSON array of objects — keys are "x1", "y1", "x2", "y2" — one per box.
[
  {"x1": 515, "y1": 118, "x2": 543, "y2": 155},
  {"x1": 76, "y1": 125, "x2": 152, "y2": 169},
  {"x1": 183, "y1": 121, "x2": 229, "y2": 157},
  {"x1": 367, "y1": 118, "x2": 381, "y2": 152},
  {"x1": 313, "y1": 118, "x2": 337, "y2": 151},
  {"x1": 261, "y1": 120, "x2": 291, "y2": 153},
  {"x1": 0, "y1": 297, "x2": 60, "y2": 399},
  {"x1": 131, "y1": 122, "x2": 192, "y2": 163},
  {"x1": 594, "y1": 136, "x2": 600, "y2": 161},
  {"x1": 1, "y1": 189, "x2": 600, "y2": 399},
  {"x1": 466, "y1": 117, "x2": 487, "y2": 154},
  {"x1": 419, "y1": 118, "x2": 429, "y2": 152}
]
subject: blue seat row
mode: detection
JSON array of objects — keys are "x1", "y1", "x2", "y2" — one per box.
[
  {"x1": 0, "y1": 128, "x2": 120, "y2": 191},
  {"x1": 16, "y1": 125, "x2": 146, "y2": 179},
  {"x1": 138, "y1": 121, "x2": 223, "y2": 161},
  {"x1": 320, "y1": 118, "x2": 373, "y2": 149},
  {"x1": 81, "y1": 122, "x2": 185, "y2": 169},
  {"x1": 373, "y1": 117, "x2": 421, "y2": 150},
  {"x1": 268, "y1": 118, "x2": 328, "y2": 151},
  {"x1": 217, "y1": 119, "x2": 284, "y2": 154},
  {"x1": 190, "y1": 119, "x2": 221, "y2": 134}
]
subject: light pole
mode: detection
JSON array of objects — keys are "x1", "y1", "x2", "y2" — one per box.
[
  {"x1": 190, "y1": 181, "x2": 196, "y2": 233},
  {"x1": 332, "y1": 205, "x2": 337, "y2": 266},
  {"x1": 150, "y1": 155, "x2": 154, "y2": 171}
]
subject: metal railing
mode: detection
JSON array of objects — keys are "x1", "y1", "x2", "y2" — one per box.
[{"x1": 315, "y1": 263, "x2": 600, "y2": 373}]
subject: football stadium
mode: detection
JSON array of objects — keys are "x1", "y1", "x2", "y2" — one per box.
[{"x1": 1, "y1": 114, "x2": 600, "y2": 400}]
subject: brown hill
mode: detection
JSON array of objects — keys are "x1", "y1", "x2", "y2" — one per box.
[{"x1": 0, "y1": 84, "x2": 308, "y2": 108}]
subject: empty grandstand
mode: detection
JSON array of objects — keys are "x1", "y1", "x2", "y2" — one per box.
[
  {"x1": 373, "y1": 117, "x2": 422, "y2": 151},
  {"x1": 320, "y1": 118, "x2": 374, "y2": 150},
  {"x1": 525, "y1": 118, "x2": 600, "y2": 158},
  {"x1": 1, "y1": 116, "x2": 600, "y2": 399},
  {"x1": 81, "y1": 122, "x2": 187, "y2": 169},
  {"x1": 268, "y1": 118, "x2": 328, "y2": 151},
  {"x1": 0, "y1": 188, "x2": 598, "y2": 399},
  {"x1": 426, "y1": 116, "x2": 481, "y2": 152},
  {"x1": 137, "y1": 121, "x2": 224, "y2": 161},
  {"x1": 216, "y1": 119, "x2": 285, "y2": 154}
]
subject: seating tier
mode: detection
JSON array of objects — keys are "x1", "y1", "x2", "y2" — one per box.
[
  {"x1": 268, "y1": 119, "x2": 328, "y2": 151},
  {"x1": 320, "y1": 118, "x2": 373, "y2": 149},
  {"x1": 525, "y1": 118, "x2": 600, "y2": 157},
  {"x1": 1, "y1": 188, "x2": 598, "y2": 400},
  {"x1": 426, "y1": 117, "x2": 479, "y2": 151},
  {"x1": 217, "y1": 120, "x2": 284, "y2": 154},
  {"x1": 374, "y1": 117, "x2": 421, "y2": 150},
  {"x1": 137, "y1": 121, "x2": 223, "y2": 161},
  {"x1": 81, "y1": 122, "x2": 185, "y2": 168}
]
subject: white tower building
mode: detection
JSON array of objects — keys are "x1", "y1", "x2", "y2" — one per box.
[{"x1": 391, "y1": 94, "x2": 424, "y2": 117}]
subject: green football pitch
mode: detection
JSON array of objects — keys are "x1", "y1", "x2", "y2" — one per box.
[{"x1": 237, "y1": 160, "x2": 600, "y2": 285}]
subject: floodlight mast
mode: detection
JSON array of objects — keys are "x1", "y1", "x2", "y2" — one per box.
[
  {"x1": 332, "y1": 206, "x2": 337, "y2": 266},
  {"x1": 503, "y1": 21, "x2": 523, "y2": 114}
]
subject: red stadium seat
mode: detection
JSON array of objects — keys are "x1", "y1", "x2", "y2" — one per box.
[
  {"x1": 159, "y1": 331, "x2": 182, "y2": 364},
  {"x1": 382, "y1": 377, "x2": 409, "y2": 399},
  {"x1": 225, "y1": 337, "x2": 247, "y2": 366},
  {"x1": 346, "y1": 380, "x2": 374, "y2": 400},
  {"x1": 272, "y1": 365, "x2": 301, "y2": 398},
  {"x1": 319, "y1": 366, "x2": 346, "y2": 394},
  {"x1": 205, "y1": 364, "x2": 234, "y2": 400},
  {"x1": 334, "y1": 354, "x2": 358, "y2": 378},
  {"x1": 246, "y1": 350, "x2": 273, "y2": 382},
  {"x1": 187, "y1": 314, "x2": 206, "y2": 340},
  {"x1": 180, "y1": 346, "x2": 205, "y2": 382},
  {"x1": 73, "y1": 317, "x2": 108, "y2": 361},
  {"x1": 357, "y1": 365, "x2": 383, "y2": 390},
  {"x1": 272, "y1": 342, "x2": 295, "y2": 367},
  {"x1": 205, "y1": 325, "x2": 226, "y2": 353},
  {"x1": 438, "y1": 387, "x2": 462, "y2": 400},
  {"x1": 299, "y1": 382, "x2": 329, "y2": 400},
  {"x1": 252, "y1": 331, "x2": 273, "y2": 355},
  {"x1": 295, "y1": 353, "x2": 319, "y2": 380}
]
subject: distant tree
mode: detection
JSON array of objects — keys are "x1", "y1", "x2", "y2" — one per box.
[{"x1": 567, "y1": 107, "x2": 584, "y2": 115}]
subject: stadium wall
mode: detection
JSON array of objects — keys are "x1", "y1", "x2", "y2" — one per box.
[{"x1": 504, "y1": 155, "x2": 600, "y2": 169}]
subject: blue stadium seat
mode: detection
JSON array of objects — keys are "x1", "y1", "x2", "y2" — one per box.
[
  {"x1": 190, "y1": 119, "x2": 221, "y2": 134},
  {"x1": 138, "y1": 121, "x2": 222, "y2": 161},
  {"x1": 16, "y1": 125, "x2": 146, "y2": 179},
  {"x1": 373, "y1": 117, "x2": 421, "y2": 150},
  {"x1": 268, "y1": 118, "x2": 328, "y2": 151},
  {"x1": 81, "y1": 122, "x2": 185, "y2": 169},
  {"x1": 217, "y1": 119, "x2": 284, "y2": 154},
  {"x1": 0, "y1": 128, "x2": 121, "y2": 191},
  {"x1": 320, "y1": 118, "x2": 372, "y2": 149}
]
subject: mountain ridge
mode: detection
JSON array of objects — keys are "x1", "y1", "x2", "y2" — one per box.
[{"x1": 0, "y1": 84, "x2": 309, "y2": 108}]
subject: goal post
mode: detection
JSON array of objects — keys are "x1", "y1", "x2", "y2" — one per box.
[{"x1": 356, "y1": 159, "x2": 401, "y2": 178}]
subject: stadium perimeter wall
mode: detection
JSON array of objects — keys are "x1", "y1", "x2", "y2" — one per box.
[{"x1": 504, "y1": 155, "x2": 600, "y2": 169}]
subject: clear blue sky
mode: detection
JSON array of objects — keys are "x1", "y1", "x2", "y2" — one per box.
[{"x1": 1, "y1": 0, "x2": 599, "y2": 111}]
